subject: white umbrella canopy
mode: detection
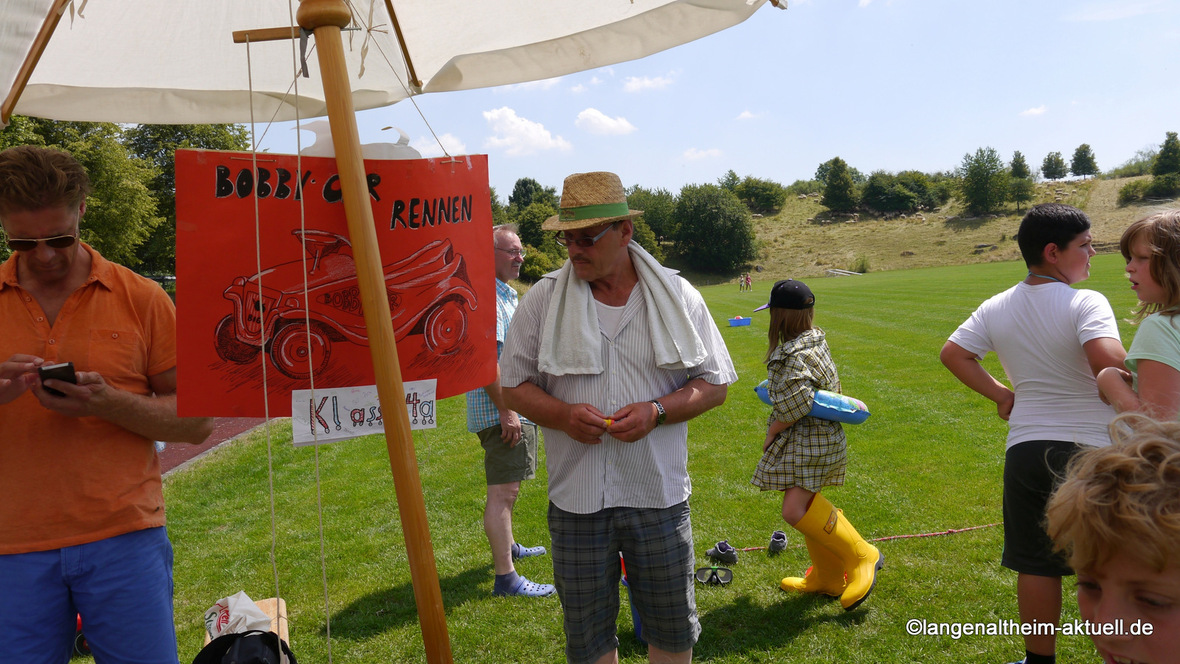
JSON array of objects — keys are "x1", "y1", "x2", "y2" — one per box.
[{"x1": 2, "y1": 0, "x2": 771, "y2": 125}]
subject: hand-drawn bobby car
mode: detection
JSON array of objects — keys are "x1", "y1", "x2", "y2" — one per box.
[{"x1": 215, "y1": 229, "x2": 477, "y2": 379}]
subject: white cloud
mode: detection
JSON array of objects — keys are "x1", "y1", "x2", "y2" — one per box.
[
  {"x1": 482, "y1": 107, "x2": 572, "y2": 156},
  {"x1": 590, "y1": 76, "x2": 604, "y2": 86},
  {"x1": 1066, "y1": 1, "x2": 1165, "y2": 21},
  {"x1": 412, "y1": 132, "x2": 467, "y2": 158},
  {"x1": 858, "y1": 0, "x2": 873, "y2": 6},
  {"x1": 575, "y1": 108, "x2": 637, "y2": 136},
  {"x1": 623, "y1": 74, "x2": 674, "y2": 92},
  {"x1": 736, "y1": 110, "x2": 763, "y2": 121},
  {"x1": 570, "y1": 84, "x2": 587, "y2": 94},
  {"x1": 683, "y1": 147, "x2": 722, "y2": 161},
  {"x1": 1020, "y1": 105, "x2": 1047, "y2": 117}
]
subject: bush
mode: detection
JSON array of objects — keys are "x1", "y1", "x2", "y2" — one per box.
[
  {"x1": 896, "y1": 170, "x2": 946, "y2": 210},
  {"x1": 1145, "y1": 173, "x2": 1180, "y2": 199},
  {"x1": 518, "y1": 245, "x2": 561, "y2": 282},
  {"x1": 1118, "y1": 179, "x2": 1150, "y2": 205},
  {"x1": 785, "y1": 179, "x2": 823, "y2": 196},
  {"x1": 862, "y1": 171, "x2": 919, "y2": 213},
  {"x1": 735, "y1": 176, "x2": 787, "y2": 214},
  {"x1": 850, "y1": 255, "x2": 870, "y2": 274}
]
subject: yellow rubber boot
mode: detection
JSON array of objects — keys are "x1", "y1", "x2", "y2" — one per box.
[
  {"x1": 780, "y1": 535, "x2": 845, "y2": 597},
  {"x1": 790, "y1": 493, "x2": 883, "y2": 610}
]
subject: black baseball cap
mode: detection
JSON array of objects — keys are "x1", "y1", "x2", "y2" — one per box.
[{"x1": 754, "y1": 279, "x2": 815, "y2": 311}]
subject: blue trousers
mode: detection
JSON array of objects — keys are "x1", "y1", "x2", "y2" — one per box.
[{"x1": 0, "y1": 527, "x2": 178, "y2": 664}]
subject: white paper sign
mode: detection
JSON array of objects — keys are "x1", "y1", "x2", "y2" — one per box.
[{"x1": 291, "y1": 379, "x2": 437, "y2": 446}]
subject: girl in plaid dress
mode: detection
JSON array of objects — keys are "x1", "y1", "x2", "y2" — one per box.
[{"x1": 753, "y1": 279, "x2": 883, "y2": 610}]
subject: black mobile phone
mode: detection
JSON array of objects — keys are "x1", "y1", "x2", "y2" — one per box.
[{"x1": 38, "y1": 361, "x2": 77, "y2": 397}]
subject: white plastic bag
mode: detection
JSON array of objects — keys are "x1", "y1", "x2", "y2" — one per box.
[{"x1": 203, "y1": 591, "x2": 272, "y2": 640}]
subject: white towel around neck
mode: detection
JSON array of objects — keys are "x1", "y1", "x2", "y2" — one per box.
[{"x1": 537, "y1": 242, "x2": 707, "y2": 376}]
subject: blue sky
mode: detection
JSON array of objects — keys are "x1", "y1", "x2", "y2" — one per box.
[{"x1": 259, "y1": 0, "x2": 1179, "y2": 199}]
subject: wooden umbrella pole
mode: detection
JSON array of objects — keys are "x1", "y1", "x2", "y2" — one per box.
[
  {"x1": 296, "y1": 2, "x2": 453, "y2": 662},
  {"x1": 1, "y1": 0, "x2": 68, "y2": 126}
]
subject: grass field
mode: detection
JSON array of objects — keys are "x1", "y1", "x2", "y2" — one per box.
[{"x1": 157, "y1": 253, "x2": 1143, "y2": 663}]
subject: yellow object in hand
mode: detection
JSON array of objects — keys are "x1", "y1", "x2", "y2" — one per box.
[{"x1": 604, "y1": 418, "x2": 613, "y2": 427}]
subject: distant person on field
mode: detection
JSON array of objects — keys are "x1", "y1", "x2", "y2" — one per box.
[
  {"x1": 0, "y1": 145, "x2": 214, "y2": 662},
  {"x1": 1047, "y1": 413, "x2": 1180, "y2": 664},
  {"x1": 501, "y1": 171, "x2": 736, "y2": 664},
  {"x1": 1097, "y1": 210, "x2": 1180, "y2": 420},
  {"x1": 754, "y1": 279, "x2": 883, "y2": 610},
  {"x1": 940, "y1": 203, "x2": 1125, "y2": 664},
  {"x1": 466, "y1": 224, "x2": 555, "y2": 597}
]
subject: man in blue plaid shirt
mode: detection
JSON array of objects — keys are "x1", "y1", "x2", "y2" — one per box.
[{"x1": 466, "y1": 224, "x2": 555, "y2": 597}]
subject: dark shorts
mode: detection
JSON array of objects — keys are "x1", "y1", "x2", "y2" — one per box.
[
  {"x1": 479, "y1": 423, "x2": 538, "y2": 485},
  {"x1": 548, "y1": 501, "x2": 698, "y2": 664},
  {"x1": 1002, "y1": 439, "x2": 1081, "y2": 576}
]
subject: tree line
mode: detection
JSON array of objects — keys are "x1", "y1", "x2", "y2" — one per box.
[{"x1": 3, "y1": 116, "x2": 1175, "y2": 279}]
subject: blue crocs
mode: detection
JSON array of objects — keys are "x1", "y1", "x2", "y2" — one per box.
[
  {"x1": 511, "y1": 542, "x2": 547, "y2": 560},
  {"x1": 493, "y1": 572, "x2": 556, "y2": 598}
]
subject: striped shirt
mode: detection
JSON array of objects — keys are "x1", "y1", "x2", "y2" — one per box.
[
  {"x1": 466, "y1": 279, "x2": 526, "y2": 432},
  {"x1": 500, "y1": 268, "x2": 737, "y2": 514}
]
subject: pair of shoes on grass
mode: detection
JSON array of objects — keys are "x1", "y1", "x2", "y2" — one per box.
[
  {"x1": 493, "y1": 571, "x2": 556, "y2": 598},
  {"x1": 707, "y1": 532, "x2": 789, "y2": 564}
]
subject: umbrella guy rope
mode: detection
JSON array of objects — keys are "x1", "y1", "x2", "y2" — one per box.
[
  {"x1": 235, "y1": 2, "x2": 456, "y2": 662},
  {"x1": 733, "y1": 523, "x2": 1002, "y2": 552}
]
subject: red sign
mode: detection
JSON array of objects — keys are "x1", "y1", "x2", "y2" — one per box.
[{"x1": 175, "y1": 150, "x2": 496, "y2": 417}]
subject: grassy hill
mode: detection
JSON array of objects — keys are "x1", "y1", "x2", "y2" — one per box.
[{"x1": 673, "y1": 175, "x2": 1173, "y2": 286}]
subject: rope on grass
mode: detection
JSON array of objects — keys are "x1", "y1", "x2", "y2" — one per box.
[
  {"x1": 733, "y1": 522, "x2": 1002, "y2": 552},
  {"x1": 868, "y1": 522, "x2": 1001, "y2": 543}
]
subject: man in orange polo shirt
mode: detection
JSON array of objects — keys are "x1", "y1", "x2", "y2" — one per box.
[{"x1": 0, "y1": 146, "x2": 214, "y2": 663}]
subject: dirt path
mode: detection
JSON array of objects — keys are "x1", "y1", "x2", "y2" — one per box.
[{"x1": 160, "y1": 417, "x2": 267, "y2": 475}]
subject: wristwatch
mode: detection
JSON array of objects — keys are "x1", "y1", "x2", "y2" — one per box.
[{"x1": 651, "y1": 400, "x2": 666, "y2": 427}]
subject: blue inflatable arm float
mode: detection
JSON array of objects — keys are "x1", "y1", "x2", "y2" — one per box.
[{"x1": 754, "y1": 380, "x2": 870, "y2": 424}]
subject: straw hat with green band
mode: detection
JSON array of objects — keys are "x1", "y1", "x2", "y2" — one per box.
[{"x1": 542, "y1": 171, "x2": 643, "y2": 231}]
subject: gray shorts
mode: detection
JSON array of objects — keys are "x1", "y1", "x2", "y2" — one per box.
[
  {"x1": 548, "y1": 501, "x2": 698, "y2": 664},
  {"x1": 478, "y1": 423, "x2": 538, "y2": 485}
]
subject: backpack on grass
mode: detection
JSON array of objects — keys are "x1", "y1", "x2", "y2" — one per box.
[{"x1": 192, "y1": 630, "x2": 296, "y2": 664}]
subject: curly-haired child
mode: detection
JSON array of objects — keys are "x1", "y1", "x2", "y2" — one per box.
[{"x1": 1047, "y1": 413, "x2": 1180, "y2": 664}]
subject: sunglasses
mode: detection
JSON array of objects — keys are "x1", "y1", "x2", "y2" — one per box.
[
  {"x1": 694, "y1": 566, "x2": 733, "y2": 586},
  {"x1": 555, "y1": 221, "x2": 620, "y2": 248},
  {"x1": 5, "y1": 232, "x2": 79, "y2": 252}
]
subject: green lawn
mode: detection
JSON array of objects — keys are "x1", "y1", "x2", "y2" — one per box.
[{"x1": 160, "y1": 253, "x2": 1138, "y2": 663}]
